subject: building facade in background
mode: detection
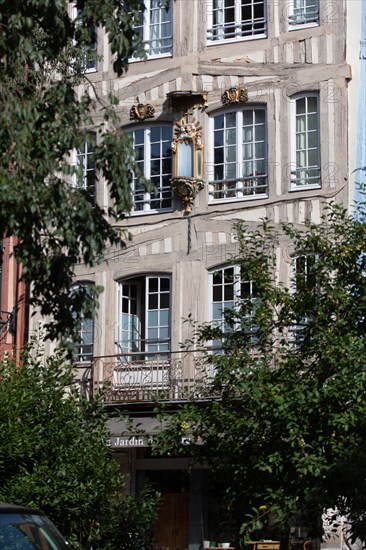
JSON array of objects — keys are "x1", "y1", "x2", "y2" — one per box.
[
  {"x1": 30, "y1": 1, "x2": 364, "y2": 549},
  {"x1": 0, "y1": 237, "x2": 27, "y2": 362}
]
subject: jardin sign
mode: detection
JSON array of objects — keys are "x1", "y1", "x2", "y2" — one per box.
[{"x1": 109, "y1": 436, "x2": 153, "y2": 448}]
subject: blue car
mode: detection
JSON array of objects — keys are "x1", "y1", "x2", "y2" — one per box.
[{"x1": 0, "y1": 503, "x2": 69, "y2": 549}]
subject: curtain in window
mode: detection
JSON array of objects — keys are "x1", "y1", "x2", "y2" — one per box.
[
  {"x1": 291, "y1": 0, "x2": 319, "y2": 24},
  {"x1": 213, "y1": 0, "x2": 225, "y2": 40},
  {"x1": 149, "y1": 0, "x2": 161, "y2": 55}
]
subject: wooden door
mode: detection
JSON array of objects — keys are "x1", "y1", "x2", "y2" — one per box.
[{"x1": 152, "y1": 493, "x2": 189, "y2": 550}]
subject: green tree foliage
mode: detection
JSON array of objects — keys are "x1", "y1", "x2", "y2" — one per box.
[
  {"x1": 0, "y1": 0, "x2": 147, "y2": 340},
  {"x1": 0, "y1": 347, "x2": 159, "y2": 549},
  {"x1": 153, "y1": 204, "x2": 366, "y2": 545}
]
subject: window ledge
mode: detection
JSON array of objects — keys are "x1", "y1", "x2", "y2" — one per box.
[
  {"x1": 129, "y1": 53, "x2": 172, "y2": 64},
  {"x1": 289, "y1": 184, "x2": 322, "y2": 192},
  {"x1": 209, "y1": 193, "x2": 268, "y2": 205},
  {"x1": 288, "y1": 21, "x2": 319, "y2": 31},
  {"x1": 127, "y1": 208, "x2": 175, "y2": 217},
  {"x1": 84, "y1": 67, "x2": 98, "y2": 74},
  {"x1": 206, "y1": 33, "x2": 267, "y2": 46}
]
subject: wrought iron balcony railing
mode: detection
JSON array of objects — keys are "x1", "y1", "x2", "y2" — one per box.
[{"x1": 91, "y1": 351, "x2": 216, "y2": 403}]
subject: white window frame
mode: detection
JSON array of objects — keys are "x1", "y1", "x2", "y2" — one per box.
[
  {"x1": 210, "y1": 265, "x2": 257, "y2": 349},
  {"x1": 289, "y1": 253, "x2": 319, "y2": 342},
  {"x1": 209, "y1": 107, "x2": 268, "y2": 203},
  {"x1": 72, "y1": 133, "x2": 97, "y2": 200},
  {"x1": 288, "y1": 0, "x2": 319, "y2": 30},
  {"x1": 206, "y1": 0, "x2": 267, "y2": 44},
  {"x1": 290, "y1": 93, "x2": 321, "y2": 190},
  {"x1": 130, "y1": 0, "x2": 173, "y2": 61},
  {"x1": 117, "y1": 275, "x2": 171, "y2": 357},
  {"x1": 75, "y1": 315, "x2": 94, "y2": 362},
  {"x1": 72, "y1": 284, "x2": 94, "y2": 363},
  {"x1": 129, "y1": 126, "x2": 173, "y2": 214},
  {"x1": 84, "y1": 23, "x2": 98, "y2": 73},
  {"x1": 71, "y1": 2, "x2": 98, "y2": 73}
]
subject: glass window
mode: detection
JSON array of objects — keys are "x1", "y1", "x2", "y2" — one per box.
[
  {"x1": 210, "y1": 108, "x2": 268, "y2": 201},
  {"x1": 207, "y1": 0, "x2": 266, "y2": 42},
  {"x1": 210, "y1": 265, "x2": 256, "y2": 348},
  {"x1": 290, "y1": 254, "x2": 318, "y2": 341},
  {"x1": 132, "y1": 0, "x2": 173, "y2": 59},
  {"x1": 73, "y1": 285, "x2": 94, "y2": 363},
  {"x1": 75, "y1": 316, "x2": 94, "y2": 362},
  {"x1": 291, "y1": 94, "x2": 320, "y2": 188},
  {"x1": 289, "y1": 0, "x2": 319, "y2": 27},
  {"x1": 72, "y1": 2, "x2": 98, "y2": 72},
  {"x1": 118, "y1": 275, "x2": 171, "y2": 356},
  {"x1": 130, "y1": 126, "x2": 173, "y2": 212},
  {"x1": 75, "y1": 133, "x2": 96, "y2": 200},
  {"x1": 0, "y1": 242, "x2": 2, "y2": 313},
  {"x1": 84, "y1": 24, "x2": 98, "y2": 72}
]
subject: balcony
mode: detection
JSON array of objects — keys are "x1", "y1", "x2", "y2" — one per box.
[{"x1": 91, "y1": 351, "x2": 216, "y2": 404}]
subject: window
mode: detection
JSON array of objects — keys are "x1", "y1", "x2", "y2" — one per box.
[
  {"x1": 0, "y1": 242, "x2": 2, "y2": 312},
  {"x1": 207, "y1": 0, "x2": 266, "y2": 42},
  {"x1": 130, "y1": 126, "x2": 173, "y2": 212},
  {"x1": 210, "y1": 108, "x2": 268, "y2": 201},
  {"x1": 288, "y1": 0, "x2": 319, "y2": 27},
  {"x1": 73, "y1": 285, "x2": 94, "y2": 362},
  {"x1": 290, "y1": 254, "x2": 318, "y2": 341},
  {"x1": 72, "y1": 2, "x2": 98, "y2": 72},
  {"x1": 294, "y1": 254, "x2": 317, "y2": 291},
  {"x1": 118, "y1": 275, "x2": 171, "y2": 356},
  {"x1": 132, "y1": 0, "x2": 172, "y2": 59},
  {"x1": 210, "y1": 265, "x2": 256, "y2": 348},
  {"x1": 84, "y1": 24, "x2": 97, "y2": 72},
  {"x1": 74, "y1": 133, "x2": 96, "y2": 200},
  {"x1": 75, "y1": 316, "x2": 94, "y2": 362},
  {"x1": 291, "y1": 94, "x2": 320, "y2": 188}
]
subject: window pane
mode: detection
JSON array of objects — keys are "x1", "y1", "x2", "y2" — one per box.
[
  {"x1": 296, "y1": 116, "x2": 306, "y2": 133},
  {"x1": 150, "y1": 127, "x2": 160, "y2": 142},
  {"x1": 160, "y1": 278, "x2": 170, "y2": 291},
  {"x1": 213, "y1": 285, "x2": 222, "y2": 302},
  {"x1": 160, "y1": 310, "x2": 169, "y2": 325},
  {"x1": 226, "y1": 112, "x2": 236, "y2": 127},
  {"x1": 160, "y1": 292, "x2": 170, "y2": 309},
  {"x1": 149, "y1": 294, "x2": 159, "y2": 310},
  {"x1": 214, "y1": 114, "x2": 225, "y2": 130},
  {"x1": 215, "y1": 147, "x2": 224, "y2": 164},
  {"x1": 307, "y1": 114, "x2": 318, "y2": 131},
  {"x1": 255, "y1": 141, "x2": 265, "y2": 159},
  {"x1": 308, "y1": 149, "x2": 319, "y2": 166},
  {"x1": 149, "y1": 278, "x2": 159, "y2": 292},
  {"x1": 226, "y1": 128, "x2": 236, "y2": 145},
  {"x1": 308, "y1": 131, "x2": 318, "y2": 149},
  {"x1": 225, "y1": 163, "x2": 237, "y2": 180},
  {"x1": 151, "y1": 143, "x2": 160, "y2": 159},
  {"x1": 213, "y1": 271, "x2": 223, "y2": 285},
  {"x1": 296, "y1": 133, "x2": 306, "y2": 151},
  {"x1": 226, "y1": 146, "x2": 236, "y2": 163},
  {"x1": 148, "y1": 328, "x2": 158, "y2": 339},
  {"x1": 307, "y1": 95, "x2": 318, "y2": 112},
  {"x1": 255, "y1": 123, "x2": 265, "y2": 141},
  {"x1": 160, "y1": 327, "x2": 169, "y2": 339},
  {"x1": 212, "y1": 302, "x2": 223, "y2": 320},
  {"x1": 148, "y1": 310, "x2": 158, "y2": 327},
  {"x1": 296, "y1": 98, "x2": 306, "y2": 114},
  {"x1": 224, "y1": 284, "x2": 234, "y2": 301}
]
